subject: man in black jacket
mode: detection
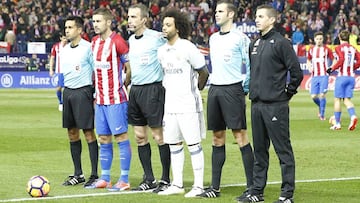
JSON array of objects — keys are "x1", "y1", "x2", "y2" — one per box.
[{"x1": 238, "y1": 4, "x2": 303, "y2": 203}]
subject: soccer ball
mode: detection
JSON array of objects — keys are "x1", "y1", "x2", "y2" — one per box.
[
  {"x1": 328, "y1": 115, "x2": 340, "y2": 125},
  {"x1": 329, "y1": 115, "x2": 335, "y2": 125},
  {"x1": 26, "y1": 175, "x2": 50, "y2": 197}
]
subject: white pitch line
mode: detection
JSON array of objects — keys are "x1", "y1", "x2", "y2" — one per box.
[
  {"x1": 0, "y1": 190, "x2": 151, "y2": 202},
  {"x1": 1, "y1": 177, "x2": 360, "y2": 202},
  {"x1": 222, "y1": 176, "x2": 360, "y2": 187}
]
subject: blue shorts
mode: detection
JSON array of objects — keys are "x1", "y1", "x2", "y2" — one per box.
[
  {"x1": 95, "y1": 103, "x2": 128, "y2": 135},
  {"x1": 334, "y1": 76, "x2": 355, "y2": 99},
  {"x1": 310, "y1": 76, "x2": 328, "y2": 95},
  {"x1": 54, "y1": 73, "x2": 64, "y2": 87}
]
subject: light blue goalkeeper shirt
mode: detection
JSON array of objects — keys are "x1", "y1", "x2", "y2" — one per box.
[
  {"x1": 128, "y1": 29, "x2": 166, "y2": 85},
  {"x1": 209, "y1": 26, "x2": 250, "y2": 92},
  {"x1": 60, "y1": 39, "x2": 94, "y2": 89}
]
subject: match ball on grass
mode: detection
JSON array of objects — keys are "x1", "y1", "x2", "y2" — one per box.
[
  {"x1": 328, "y1": 115, "x2": 337, "y2": 125},
  {"x1": 26, "y1": 175, "x2": 50, "y2": 197}
]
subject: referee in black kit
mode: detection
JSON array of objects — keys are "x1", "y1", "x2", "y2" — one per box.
[{"x1": 238, "y1": 4, "x2": 303, "y2": 203}]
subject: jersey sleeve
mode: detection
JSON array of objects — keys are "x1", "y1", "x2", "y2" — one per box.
[
  {"x1": 326, "y1": 46, "x2": 334, "y2": 60},
  {"x1": 188, "y1": 42, "x2": 206, "y2": 70},
  {"x1": 307, "y1": 47, "x2": 313, "y2": 60},
  {"x1": 50, "y1": 44, "x2": 57, "y2": 57},
  {"x1": 353, "y1": 50, "x2": 360, "y2": 70},
  {"x1": 115, "y1": 36, "x2": 129, "y2": 55},
  {"x1": 87, "y1": 46, "x2": 94, "y2": 70},
  {"x1": 279, "y1": 38, "x2": 303, "y2": 95},
  {"x1": 241, "y1": 34, "x2": 251, "y2": 93},
  {"x1": 331, "y1": 46, "x2": 344, "y2": 71}
]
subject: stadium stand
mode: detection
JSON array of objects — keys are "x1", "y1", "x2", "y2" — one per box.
[{"x1": 0, "y1": 0, "x2": 359, "y2": 55}]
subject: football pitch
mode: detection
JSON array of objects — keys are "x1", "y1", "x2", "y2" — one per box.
[{"x1": 0, "y1": 89, "x2": 359, "y2": 203}]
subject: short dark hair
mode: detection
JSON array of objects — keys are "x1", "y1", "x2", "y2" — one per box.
[
  {"x1": 162, "y1": 8, "x2": 191, "y2": 39},
  {"x1": 314, "y1": 31, "x2": 323, "y2": 38},
  {"x1": 339, "y1": 30, "x2": 350, "y2": 42},
  {"x1": 93, "y1": 7, "x2": 114, "y2": 21},
  {"x1": 216, "y1": 0, "x2": 237, "y2": 19},
  {"x1": 256, "y1": 4, "x2": 277, "y2": 19},
  {"x1": 129, "y1": 3, "x2": 149, "y2": 19},
  {"x1": 66, "y1": 16, "x2": 84, "y2": 30}
]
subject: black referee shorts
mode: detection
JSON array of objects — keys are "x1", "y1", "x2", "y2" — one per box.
[
  {"x1": 128, "y1": 82, "x2": 165, "y2": 128},
  {"x1": 62, "y1": 85, "x2": 94, "y2": 129},
  {"x1": 207, "y1": 82, "x2": 247, "y2": 131}
]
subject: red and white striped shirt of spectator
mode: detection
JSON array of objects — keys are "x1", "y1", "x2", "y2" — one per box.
[
  {"x1": 92, "y1": 31, "x2": 129, "y2": 105},
  {"x1": 331, "y1": 43, "x2": 360, "y2": 77},
  {"x1": 308, "y1": 45, "x2": 334, "y2": 76}
]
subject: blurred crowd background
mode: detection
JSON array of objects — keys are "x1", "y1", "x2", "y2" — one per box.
[{"x1": 1, "y1": 0, "x2": 360, "y2": 54}]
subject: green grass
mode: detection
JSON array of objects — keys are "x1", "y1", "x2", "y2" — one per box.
[{"x1": 0, "y1": 89, "x2": 360, "y2": 203}]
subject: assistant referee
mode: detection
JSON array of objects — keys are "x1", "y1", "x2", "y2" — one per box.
[{"x1": 60, "y1": 16, "x2": 98, "y2": 188}]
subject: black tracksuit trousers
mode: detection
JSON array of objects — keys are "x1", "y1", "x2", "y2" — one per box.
[{"x1": 250, "y1": 100, "x2": 295, "y2": 198}]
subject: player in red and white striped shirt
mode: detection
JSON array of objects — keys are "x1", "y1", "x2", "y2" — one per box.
[
  {"x1": 49, "y1": 33, "x2": 67, "y2": 111},
  {"x1": 307, "y1": 31, "x2": 334, "y2": 120},
  {"x1": 88, "y1": 7, "x2": 132, "y2": 191},
  {"x1": 92, "y1": 33, "x2": 129, "y2": 105},
  {"x1": 327, "y1": 30, "x2": 360, "y2": 130}
]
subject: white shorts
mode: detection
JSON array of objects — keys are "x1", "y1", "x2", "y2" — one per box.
[{"x1": 163, "y1": 111, "x2": 206, "y2": 145}]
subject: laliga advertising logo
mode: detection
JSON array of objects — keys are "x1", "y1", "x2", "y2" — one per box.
[{"x1": 1, "y1": 74, "x2": 13, "y2": 88}]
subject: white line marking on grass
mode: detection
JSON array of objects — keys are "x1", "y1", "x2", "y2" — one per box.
[
  {"x1": 0, "y1": 190, "x2": 150, "y2": 202},
  {"x1": 2, "y1": 177, "x2": 360, "y2": 202},
  {"x1": 222, "y1": 176, "x2": 360, "y2": 187}
]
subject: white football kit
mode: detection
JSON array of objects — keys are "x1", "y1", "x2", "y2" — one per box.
[{"x1": 158, "y1": 38, "x2": 206, "y2": 144}]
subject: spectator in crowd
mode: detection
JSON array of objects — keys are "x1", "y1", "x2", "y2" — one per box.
[
  {"x1": 0, "y1": 0, "x2": 359, "y2": 52},
  {"x1": 4, "y1": 27, "x2": 15, "y2": 52},
  {"x1": 307, "y1": 0, "x2": 319, "y2": 15},
  {"x1": 26, "y1": 54, "x2": 40, "y2": 71},
  {"x1": 349, "y1": 25, "x2": 359, "y2": 46},
  {"x1": 16, "y1": 16, "x2": 28, "y2": 34},
  {"x1": 301, "y1": 23, "x2": 311, "y2": 44},
  {"x1": 0, "y1": 26, "x2": 6, "y2": 41},
  {"x1": 334, "y1": 9, "x2": 347, "y2": 29},
  {"x1": 199, "y1": 0, "x2": 210, "y2": 13},
  {"x1": 325, "y1": 33, "x2": 333, "y2": 45},
  {"x1": 319, "y1": 0, "x2": 330, "y2": 14},
  {"x1": 292, "y1": 26, "x2": 304, "y2": 45},
  {"x1": 314, "y1": 13, "x2": 324, "y2": 32},
  {"x1": 16, "y1": 29, "x2": 29, "y2": 53},
  {"x1": 271, "y1": 0, "x2": 285, "y2": 13},
  {"x1": 30, "y1": 23, "x2": 43, "y2": 42},
  {"x1": 150, "y1": 1, "x2": 161, "y2": 17}
]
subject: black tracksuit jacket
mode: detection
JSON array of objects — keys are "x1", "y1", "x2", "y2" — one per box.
[{"x1": 249, "y1": 28, "x2": 303, "y2": 102}]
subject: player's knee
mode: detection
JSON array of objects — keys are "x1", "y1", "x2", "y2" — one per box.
[
  {"x1": 115, "y1": 133, "x2": 129, "y2": 143},
  {"x1": 150, "y1": 127, "x2": 163, "y2": 144},
  {"x1": 212, "y1": 131, "x2": 225, "y2": 146},
  {"x1": 67, "y1": 128, "x2": 80, "y2": 141},
  {"x1": 153, "y1": 134, "x2": 164, "y2": 145},
  {"x1": 344, "y1": 98, "x2": 354, "y2": 107},
  {"x1": 83, "y1": 129, "x2": 96, "y2": 143},
  {"x1": 135, "y1": 134, "x2": 148, "y2": 145},
  {"x1": 98, "y1": 135, "x2": 112, "y2": 144}
]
